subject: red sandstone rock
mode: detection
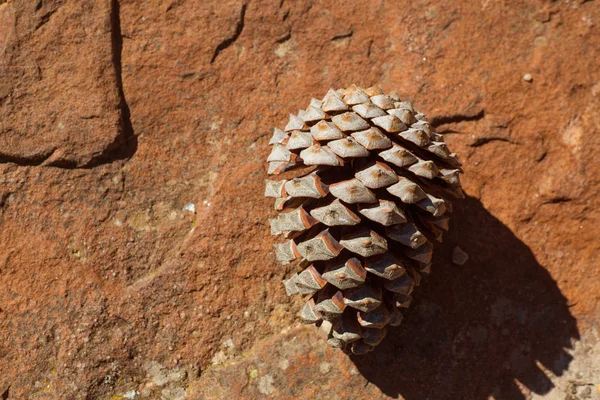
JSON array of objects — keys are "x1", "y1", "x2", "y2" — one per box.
[
  {"x1": 0, "y1": 0, "x2": 598, "y2": 398},
  {"x1": 0, "y1": 0, "x2": 126, "y2": 167}
]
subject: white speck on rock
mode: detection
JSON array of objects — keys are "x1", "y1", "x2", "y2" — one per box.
[
  {"x1": 319, "y1": 362, "x2": 332, "y2": 374},
  {"x1": 183, "y1": 203, "x2": 195, "y2": 212},
  {"x1": 258, "y1": 374, "x2": 276, "y2": 395},
  {"x1": 144, "y1": 362, "x2": 185, "y2": 387},
  {"x1": 223, "y1": 338, "x2": 235, "y2": 350},
  {"x1": 161, "y1": 387, "x2": 186, "y2": 400},
  {"x1": 523, "y1": 73, "x2": 533, "y2": 82},
  {"x1": 279, "y1": 359, "x2": 290, "y2": 370},
  {"x1": 275, "y1": 40, "x2": 293, "y2": 58},
  {"x1": 145, "y1": 362, "x2": 170, "y2": 386},
  {"x1": 211, "y1": 350, "x2": 227, "y2": 365},
  {"x1": 123, "y1": 390, "x2": 137, "y2": 399}
]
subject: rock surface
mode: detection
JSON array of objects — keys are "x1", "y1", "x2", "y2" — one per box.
[
  {"x1": 0, "y1": 0, "x2": 599, "y2": 399},
  {"x1": 0, "y1": 0, "x2": 128, "y2": 167}
]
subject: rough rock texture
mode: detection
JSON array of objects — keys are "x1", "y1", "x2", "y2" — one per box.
[
  {"x1": 0, "y1": 0, "x2": 598, "y2": 399},
  {"x1": 0, "y1": 0, "x2": 128, "y2": 167}
]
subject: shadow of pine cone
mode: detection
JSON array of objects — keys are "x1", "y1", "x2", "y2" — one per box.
[{"x1": 351, "y1": 195, "x2": 579, "y2": 400}]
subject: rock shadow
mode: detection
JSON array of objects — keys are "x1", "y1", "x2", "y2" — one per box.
[
  {"x1": 82, "y1": 0, "x2": 138, "y2": 168},
  {"x1": 351, "y1": 195, "x2": 579, "y2": 400},
  {"x1": 81, "y1": 0, "x2": 137, "y2": 169}
]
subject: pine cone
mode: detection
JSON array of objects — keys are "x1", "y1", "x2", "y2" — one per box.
[{"x1": 265, "y1": 85, "x2": 464, "y2": 355}]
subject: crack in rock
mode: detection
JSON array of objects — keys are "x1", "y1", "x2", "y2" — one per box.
[
  {"x1": 469, "y1": 137, "x2": 515, "y2": 147},
  {"x1": 332, "y1": 29, "x2": 353, "y2": 41},
  {"x1": 210, "y1": 3, "x2": 247, "y2": 63},
  {"x1": 430, "y1": 109, "x2": 485, "y2": 127},
  {"x1": 541, "y1": 196, "x2": 572, "y2": 205}
]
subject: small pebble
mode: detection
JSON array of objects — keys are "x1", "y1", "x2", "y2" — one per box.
[
  {"x1": 523, "y1": 73, "x2": 533, "y2": 82},
  {"x1": 452, "y1": 246, "x2": 469, "y2": 266}
]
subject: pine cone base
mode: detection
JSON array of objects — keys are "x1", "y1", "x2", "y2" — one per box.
[{"x1": 265, "y1": 85, "x2": 464, "y2": 355}]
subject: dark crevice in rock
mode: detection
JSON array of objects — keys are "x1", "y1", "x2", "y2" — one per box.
[
  {"x1": 165, "y1": 0, "x2": 184, "y2": 12},
  {"x1": 0, "y1": 149, "x2": 55, "y2": 166},
  {"x1": 469, "y1": 137, "x2": 515, "y2": 147},
  {"x1": 0, "y1": 149, "x2": 79, "y2": 169},
  {"x1": 1, "y1": 386, "x2": 9, "y2": 400},
  {"x1": 210, "y1": 3, "x2": 247, "y2": 64},
  {"x1": 542, "y1": 196, "x2": 572, "y2": 205},
  {"x1": 0, "y1": 192, "x2": 9, "y2": 210},
  {"x1": 275, "y1": 31, "x2": 291, "y2": 43},
  {"x1": 35, "y1": 9, "x2": 57, "y2": 31},
  {"x1": 45, "y1": 158, "x2": 79, "y2": 168},
  {"x1": 536, "y1": 151, "x2": 547, "y2": 162},
  {"x1": 332, "y1": 29, "x2": 353, "y2": 41},
  {"x1": 436, "y1": 128, "x2": 462, "y2": 134},
  {"x1": 430, "y1": 109, "x2": 485, "y2": 127}
]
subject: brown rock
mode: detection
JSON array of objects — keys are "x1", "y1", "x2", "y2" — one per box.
[
  {"x1": 0, "y1": 0, "x2": 127, "y2": 167},
  {"x1": 0, "y1": 0, "x2": 599, "y2": 398}
]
